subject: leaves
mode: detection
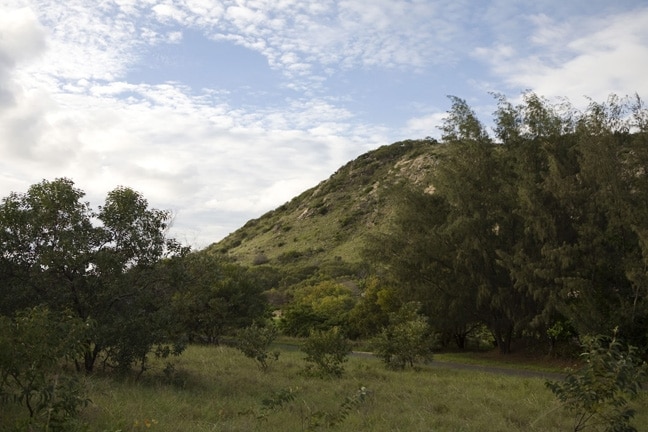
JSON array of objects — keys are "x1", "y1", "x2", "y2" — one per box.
[
  {"x1": 545, "y1": 331, "x2": 648, "y2": 432},
  {"x1": 365, "y1": 93, "x2": 648, "y2": 354},
  {"x1": 301, "y1": 327, "x2": 352, "y2": 377},
  {"x1": 0, "y1": 178, "x2": 189, "y2": 373},
  {"x1": 235, "y1": 322, "x2": 279, "y2": 371},
  {"x1": 0, "y1": 307, "x2": 90, "y2": 427},
  {"x1": 372, "y1": 302, "x2": 434, "y2": 370}
]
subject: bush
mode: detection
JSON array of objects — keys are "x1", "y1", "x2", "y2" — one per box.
[
  {"x1": 373, "y1": 302, "x2": 434, "y2": 370},
  {"x1": 235, "y1": 322, "x2": 280, "y2": 371},
  {"x1": 0, "y1": 307, "x2": 90, "y2": 430},
  {"x1": 279, "y1": 304, "x2": 328, "y2": 337},
  {"x1": 301, "y1": 327, "x2": 352, "y2": 377},
  {"x1": 545, "y1": 330, "x2": 648, "y2": 432}
]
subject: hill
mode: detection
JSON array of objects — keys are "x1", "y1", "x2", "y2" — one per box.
[{"x1": 205, "y1": 138, "x2": 443, "y2": 287}]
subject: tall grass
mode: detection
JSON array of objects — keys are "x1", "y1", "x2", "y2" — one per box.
[{"x1": 6, "y1": 345, "x2": 646, "y2": 431}]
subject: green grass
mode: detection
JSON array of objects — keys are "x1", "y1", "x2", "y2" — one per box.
[
  {"x1": 433, "y1": 351, "x2": 579, "y2": 374},
  {"x1": 4, "y1": 345, "x2": 647, "y2": 431}
]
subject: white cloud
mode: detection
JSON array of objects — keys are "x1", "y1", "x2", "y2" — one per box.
[
  {"x1": 0, "y1": 7, "x2": 46, "y2": 65},
  {"x1": 475, "y1": 8, "x2": 648, "y2": 104},
  {"x1": 403, "y1": 112, "x2": 447, "y2": 139},
  {"x1": 152, "y1": 3, "x2": 187, "y2": 23},
  {"x1": 0, "y1": 7, "x2": 50, "y2": 161}
]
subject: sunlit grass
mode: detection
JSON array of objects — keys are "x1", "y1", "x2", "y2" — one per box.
[{"x1": 73, "y1": 344, "x2": 647, "y2": 432}]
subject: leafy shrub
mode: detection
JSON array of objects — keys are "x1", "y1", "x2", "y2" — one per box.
[
  {"x1": 280, "y1": 281, "x2": 355, "y2": 336},
  {"x1": 0, "y1": 307, "x2": 90, "y2": 430},
  {"x1": 301, "y1": 327, "x2": 352, "y2": 377},
  {"x1": 279, "y1": 304, "x2": 328, "y2": 337},
  {"x1": 373, "y1": 302, "x2": 434, "y2": 370},
  {"x1": 235, "y1": 322, "x2": 280, "y2": 371},
  {"x1": 545, "y1": 330, "x2": 648, "y2": 432}
]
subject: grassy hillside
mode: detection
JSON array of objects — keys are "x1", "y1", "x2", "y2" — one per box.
[{"x1": 206, "y1": 139, "x2": 442, "y2": 284}]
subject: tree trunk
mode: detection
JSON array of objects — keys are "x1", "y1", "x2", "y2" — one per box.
[
  {"x1": 454, "y1": 332, "x2": 467, "y2": 350},
  {"x1": 84, "y1": 344, "x2": 101, "y2": 373},
  {"x1": 493, "y1": 322, "x2": 514, "y2": 354}
]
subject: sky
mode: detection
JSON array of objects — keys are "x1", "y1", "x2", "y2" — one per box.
[{"x1": 1, "y1": 0, "x2": 648, "y2": 249}]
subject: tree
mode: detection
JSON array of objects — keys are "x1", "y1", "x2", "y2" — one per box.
[
  {"x1": 373, "y1": 302, "x2": 434, "y2": 369},
  {"x1": 366, "y1": 93, "x2": 648, "y2": 354},
  {"x1": 0, "y1": 178, "x2": 189, "y2": 373},
  {"x1": 347, "y1": 276, "x2": 399, "y2": 339},
  {"x1": 484, "y1": 92, "x2": 587, "y2": 351},
  {"x1": 280, "y1": 281, "x2": 355, "y2": 336},
  {"x1": 435, "y1": 96, "x2": 541, "y2": 353},
  {"x1": 494, "y1": 94, "x2": 648, "y2": 350},
  {"x1": 365, "y1": 183, "x2": 486, "y2": 349},
  {"x1": 172, "y1": 252, "x2": 269, "y2": 343}
]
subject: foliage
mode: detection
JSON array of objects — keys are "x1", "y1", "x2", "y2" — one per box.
[
  {"x1": 347, "y1": 276, "x2": 399, "y2": 339},
  {"x1": 301, "y1": 327, "x2": 352, "y2": 377},
  {"x1": 279, "y1": 303, "x2": 329, "y2": 337},
  {"x1": 0, "y1": 307, "x2": 90, "y2": 430},
  {"x1": 372, "y1": 302, "x2": 434, "y2": 370},
  {"x1": 364, "y1": 93, "x2": 648, "y2": 354},
  {"x1": 280, "y1": 281, "x2": 355, "y2": 336},
  {"x1": 0, "y1": 179, "x2": 189, "y2": 373},
  {"x1": 545, "y1": 331, "x2": 648, "y2": 432},
  {"x1": 172, "y1": 252, "x2": 269, "y2": 343},
  {"x1": 235, "y1": 322, "x2": 280, "y2": 371}
]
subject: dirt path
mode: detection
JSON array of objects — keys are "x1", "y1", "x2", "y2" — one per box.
[
  {"x1": 271, "y1": 342, "x2": 567, "y2": 380},
  {"x1": 349, "y1": 350, "x2": 565, "y2": 380}
]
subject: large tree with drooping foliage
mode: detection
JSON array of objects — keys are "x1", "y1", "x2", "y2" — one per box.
[{"x1": 365, "y1": 93, "x2": 648, "y2": 354}]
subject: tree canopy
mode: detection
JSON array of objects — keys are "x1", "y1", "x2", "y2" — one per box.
[
  {"x1": 366, "y1": 93, "x2": 648, "y2": 354},
  {"x1": 0, "y1": 178, "x2": 189, "y2": 372}
]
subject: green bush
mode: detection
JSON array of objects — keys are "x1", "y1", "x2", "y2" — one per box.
[
  {"x1": 545, "y1": 330, "x2": 648, "y2": 432},
  {"x1": 373, "y1": 302, "x2": 434, "y2": 370},
  {"x1": 0, "y1": 307, "x2": 90, "y2": 430},
  {"x1": 235, "y1": 322, "x2": 280, "y2": 371},
  {"x1": 301, "y1": 327, "x2": 352, "y2": 377}
]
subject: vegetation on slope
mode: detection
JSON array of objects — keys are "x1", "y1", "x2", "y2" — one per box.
[{"x1": 207, "y1": 138, "x2": 442, "y2": 286}]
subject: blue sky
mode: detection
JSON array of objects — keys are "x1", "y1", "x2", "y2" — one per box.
[{"x1": 1, "y1": 0, "x2": 648, "y2": 248}]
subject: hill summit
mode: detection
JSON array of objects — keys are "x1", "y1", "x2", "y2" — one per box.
[{"x1": 206, "y1": 138, "x2": 443, "y2": 284}]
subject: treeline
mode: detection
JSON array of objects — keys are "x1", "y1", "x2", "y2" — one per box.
[
  {"x1": 0, "y1": 179, "x2": 272, "y2": 428},
  {"x1": 362, "y1": 93, "x2": 648, "y2": 354}
]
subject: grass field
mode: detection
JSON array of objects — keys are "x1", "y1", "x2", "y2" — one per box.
[{"x1": 51, "y1": 344, "x2": 645, "y2": 432}]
